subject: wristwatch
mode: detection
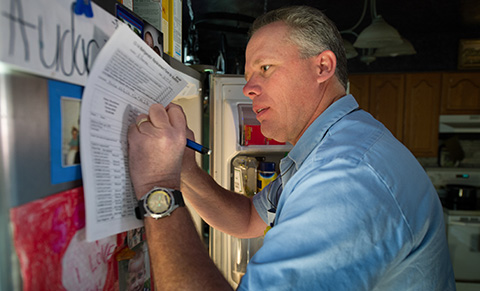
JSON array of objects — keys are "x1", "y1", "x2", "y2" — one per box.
[{"x1": 135, "y1": 187, "x2": 185, "y2": 220}]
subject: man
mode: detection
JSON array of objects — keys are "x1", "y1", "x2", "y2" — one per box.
[{"x1": 128, "y1": 6, "x2": 455, "y2": 290}]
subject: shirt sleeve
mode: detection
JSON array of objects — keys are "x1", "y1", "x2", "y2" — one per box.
[
  {"x1": 252, "y1": 176, "x2": 283, "y2": 226},
  {"x1": 252, "y1": 189, "x2": 269, "y2": 224}
]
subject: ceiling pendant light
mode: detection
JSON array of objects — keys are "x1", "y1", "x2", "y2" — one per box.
[
  {"x1": 374, "y1": 38, "x2": 417, "y2": 57},
  {"x1": 343, "y1": 39, "x2": 358, "y2": 59},
  {"x1": 360, "y1": 54, "x2": 376, "y2": 65},
  {"x1": 340, "y1": 0, "x2": 415, "y2": 64},
  {"x1": 353, "y1": 15, "x2": 403, "y2": 48}
]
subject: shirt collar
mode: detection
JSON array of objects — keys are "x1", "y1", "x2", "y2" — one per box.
[{"x1": 282, "y1": 94, "x2": 359, "y2": 175}]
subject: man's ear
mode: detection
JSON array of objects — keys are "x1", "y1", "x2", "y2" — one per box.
[{"x1": 315, "y1": 50, "x2": 337, "y2": 83}]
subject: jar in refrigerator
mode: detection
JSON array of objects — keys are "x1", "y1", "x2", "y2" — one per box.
[
  {"x1": 232, "y1": 156, "x2": 258, "y2": 197},
  {"x1": 231, "y1": 236, "x2": 264, "y2": 284},
  {"x1": 257, "y1": 161, "x2": 277, "y2": 192}
]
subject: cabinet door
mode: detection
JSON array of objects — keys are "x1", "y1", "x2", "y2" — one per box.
[
  {"x1": 348, "y1": 74, "x2": 370, "y2": 111},
  {"x1": 441, "y1": 72, "x2": 480, "y2": 114},
  {"x1": 369, "y1": 74, "x2": 405, "y2": 140},
  {"x1": 404, "y1": 73, "x2": 441, "y2": 157}
]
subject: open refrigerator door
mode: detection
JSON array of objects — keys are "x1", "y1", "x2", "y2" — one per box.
[{"x1": 208, "y1": 74, "x2": 292, "y2": 287}]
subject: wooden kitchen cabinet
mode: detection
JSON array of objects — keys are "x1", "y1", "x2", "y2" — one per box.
[
  {"x1": 403, "y1": 73, "x2": 441, "y2": 157},
  {"x1": 369, "y1": 74, "x2": 405, "y2": 140},
  {"x1": 348, "y1": 74, "x2": 370, "y2": 111},
  {"x1": 441, "y1": 72, "x2": 480, "y2": 114},
  {"x1": 348, "y1": 72, "x2": 441, "y2": 157}
]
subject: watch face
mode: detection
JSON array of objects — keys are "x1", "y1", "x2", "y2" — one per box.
[{"x1": 146, "y1": 190, "x2": 171, "y2": 214}]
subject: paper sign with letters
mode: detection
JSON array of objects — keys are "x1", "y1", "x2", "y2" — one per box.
[{"x1": 0, "y1": 0, "x2": 117, "y2": 85}]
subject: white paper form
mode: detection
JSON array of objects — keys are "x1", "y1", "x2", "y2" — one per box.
[{"x1": 80, "y1": 23, "x2": 187, "y2": 242}]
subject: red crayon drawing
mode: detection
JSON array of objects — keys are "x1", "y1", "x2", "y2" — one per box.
[{"x1": 10, "y1": 187, "x2": 123, "y2": 291}]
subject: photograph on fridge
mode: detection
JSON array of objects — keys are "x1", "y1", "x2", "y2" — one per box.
[
  {"x1": 48, "y1": 79, "x2": 83, "y2": 184},
  {"x1": 118, "y1": 241, "x2": 152, "y2": 291},
  {"x1": 61, "y1": 97, "x2": 81, "y2": 167}
]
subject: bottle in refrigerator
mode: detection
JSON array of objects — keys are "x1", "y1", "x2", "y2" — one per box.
[
  {"x1": 232, "y1": 156, "x2": 258, "y2": 197},
  {"x1": 231, "y1": 236, "x2": 264, "y2": 283},
  {"x1": 231, "y1": 155, "x2": 263, "y2": 283}
]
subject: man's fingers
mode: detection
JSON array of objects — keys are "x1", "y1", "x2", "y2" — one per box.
[
  {"x1": 148, "y1": 104, "x2": 169, "y2": 128},
  {"x1": 166, "y1": 104, "x2": 187, "y2": 133}
]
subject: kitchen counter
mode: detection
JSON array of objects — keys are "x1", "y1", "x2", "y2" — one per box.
[{"x1": 443, "y1": 208, "x2": 480, "y2": 216}]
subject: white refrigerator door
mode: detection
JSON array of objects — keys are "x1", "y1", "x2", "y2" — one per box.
[
  {"x1": 209, "y1": 74, "x2": 292, "y2": 287},
  {"x1": 171, "y1": 70, "x2": 204, "y2": 237}
]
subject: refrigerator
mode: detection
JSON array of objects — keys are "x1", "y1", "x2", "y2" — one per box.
[
  {"x1": 0, "y1": 1, "x2": 204, "y2": 290},
  {"x1": 208, "y1": 74, "x2": 293, "y2": 287},
  {"x1": 0, "y1": 63, "x2": 204, "y2": 291}
]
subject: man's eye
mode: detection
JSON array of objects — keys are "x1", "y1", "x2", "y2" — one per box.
[{"x1": 261, "y1": 65, "x2": 271, "y2": 72}]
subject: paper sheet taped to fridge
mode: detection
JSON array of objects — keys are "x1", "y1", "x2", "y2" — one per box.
[{"x1": 80, "y1": 23, "x2": 187, "y2": 242}]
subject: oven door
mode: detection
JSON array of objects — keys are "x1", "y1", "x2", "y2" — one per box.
[{"x1": 446, "y1": 215, "x2": 480, "y2": 282}]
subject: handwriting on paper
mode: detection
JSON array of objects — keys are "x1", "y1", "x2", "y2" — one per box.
[
  {"x1": 0, "y1": 0, "x2": 117, "y2": 85},
  {"x1": 62, "y1": 229, "x2": 117, "y2": 291}
]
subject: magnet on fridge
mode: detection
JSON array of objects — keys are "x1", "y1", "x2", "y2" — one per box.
[{"x1": 74, "y1": 0, "x2": 94, "y2": 18}]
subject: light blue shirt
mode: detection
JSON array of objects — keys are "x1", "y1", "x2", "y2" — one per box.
[{"x1": 242, "y1": 95, "x2": 455, "y2": 290}]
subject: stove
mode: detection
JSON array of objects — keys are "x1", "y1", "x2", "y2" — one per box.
[
  {"x1": 426, "y1": 168, "x2": 480, "y2": 286},
  {"x1": 426, "y1": 167, "x2": 480, "y2": 211}
]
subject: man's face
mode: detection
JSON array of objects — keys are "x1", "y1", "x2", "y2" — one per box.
[
  {"x1": 145, "y1": 32, "x2": 154, "y2": 48},
  {"x1": 243, "y1": 22, "x2": 323, "y2": 145}
]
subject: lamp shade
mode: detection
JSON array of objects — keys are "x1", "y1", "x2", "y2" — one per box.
[
  {"x1": 353, "y1": 15, "x2": 403, "y2": 48},
  {"x1": 343, "y1": 39, "x2": 358, "y2": 59},
  {"x1": 374, "y1": 38, "x2": 416, "y2": 57}
]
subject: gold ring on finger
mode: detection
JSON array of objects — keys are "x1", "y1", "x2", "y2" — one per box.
[{"x1": 136, "y1": 117, "x2": 149, "y2": 128}]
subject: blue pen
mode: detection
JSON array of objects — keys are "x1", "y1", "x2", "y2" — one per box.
[{"x1": 186, "y1": 139, "x2": 211, "y2": 155}]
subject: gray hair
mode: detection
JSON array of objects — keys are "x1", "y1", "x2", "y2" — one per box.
[{"x1": 250, "y1": 6, "x2": 348, "y2": 90}]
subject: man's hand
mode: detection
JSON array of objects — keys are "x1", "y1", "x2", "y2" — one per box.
[
  {"x1": 180, "y1": 126, "x2": 200, "y2": 181},
  {"x1": 128, "y1": 103, "x2": 187, "y2": 198}
]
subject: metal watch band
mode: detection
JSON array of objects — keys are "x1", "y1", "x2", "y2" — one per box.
[{"x1": 134, "y1": 188, "x2": 184, "y2": 219}]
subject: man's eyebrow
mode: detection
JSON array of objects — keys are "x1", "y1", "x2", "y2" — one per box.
[{"x1": 244, "y1": 58, "x2": 267, "y2": 81}]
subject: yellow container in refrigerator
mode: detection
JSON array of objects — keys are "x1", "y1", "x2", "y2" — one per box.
[{"x1": 257, "y1": 161, "x2": 277, "y2": 192}]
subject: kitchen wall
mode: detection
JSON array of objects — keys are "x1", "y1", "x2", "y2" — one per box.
[
  {"x1": 418, "y1": 138, "x2": 480, "y2": 168},
  {"x1": 460, "y1": 139, "x2": 480, "y2": 166}
]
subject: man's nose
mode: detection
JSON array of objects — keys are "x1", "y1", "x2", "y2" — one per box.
[{"x1": 243, "y1": 77, "x2": 260, "y2": 100}]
